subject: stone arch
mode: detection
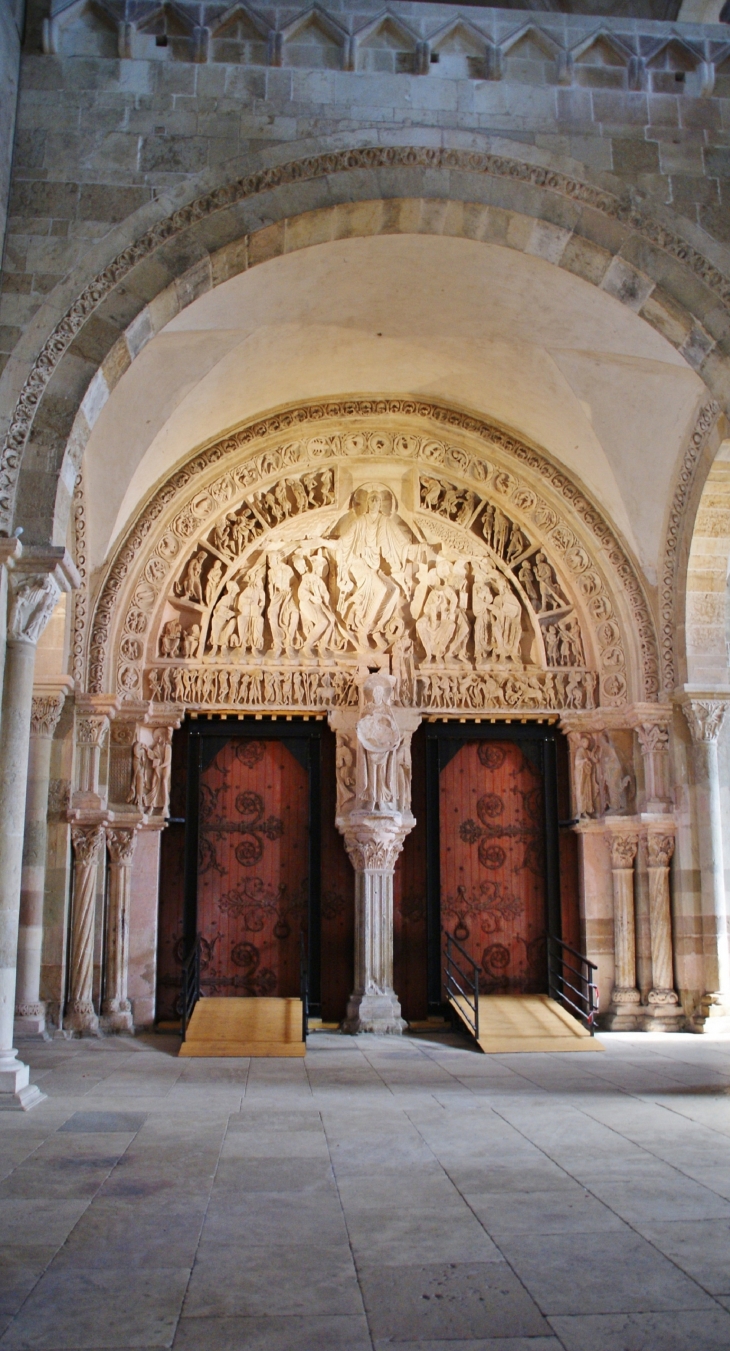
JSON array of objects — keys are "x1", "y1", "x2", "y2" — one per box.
[
  {"x1": 684, "y1": 435, "x2": 730, "y2": 687},
  {"x1": 2, "y1": 131, "x2": 729, "y2": 559},
  {"x1": 85, "y1": 400, "x2": 659, "y2": 710}
]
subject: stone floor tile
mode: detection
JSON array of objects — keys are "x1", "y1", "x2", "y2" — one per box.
[
  {"x1": 211, "y1": 1158, "x2": 334, "y2": 1194},
  {"x1": 51, "y1": 1203, "x2": 205, "y2": 1270},
  {"x1": 372, "y1": 1341, "x2": 562, "y2": 1351},
  {"x1": 631, "y1": 1218, "x2": 730, "y2": 1294},
  {"x1": 58, "y1": 1113, "x2": 147, "y2": 1134},
  {"x1": 467, "y1": 1187, "x2": 628, "y2": 1234},
  {"x1": 548, "y1": 1308, "x2": 730, "y2": 1350},
  {"x1": 218, "y1": 1131, "x2": 329, "y2": 1158},
  {"x1": 583, "y1": 1173, "x2": 730, "y2": 1223},
  {"x1": 345, "y1": 1207, "x2": 503, "y2": 1265},
  {"x1": 184, "y1": 1243, "x2": 363, "y2": 1317},
  {"x1": 201, "y1": 1193, "x2": 350, "y2": 1247},
  {"x1": 0, "y1": 1248, "x2": 57, "y2": 1317},
  {"x1": 357, "y1": 1262, "x2": 549, "y2": 1339},
  {"x1": 172, "y1": 1314, "x2": 372, "y2": 1351},
  {"x1": 0, "y1": 1265, "x2": 191, "y2": 1348},
  {"x1": 495, "y1": 1231, "x2": 716, "y2": 1315},
  {"x1": 441, "y1": 1163, "x2": 582, "y2": 1194},
  {"x1": 0, "y1": 1200, "x2": 88, "y2": 1246}
]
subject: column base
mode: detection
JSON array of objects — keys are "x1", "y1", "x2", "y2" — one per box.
[
  {"x1": 64, "y1": 1001, "x2": 100, "y2": 1035},
  {"x1": 342, "y1": 992, "x2": 407, "y2": 1036},
  {"x1": 641, "y1": 992, "x2": 686, "y2": 1032},
  {"x1": 0, "y1": 1051, "x2": 46, "y2": 1111},
  {"x1": 100, "y1": 1004, "x2": 134, "y2": 1034},
  {"x1": 604, "y1": 987, "x2": 642, "y2": 1031},
  {"x1": 688, "y1": 992, "x2": 730, "y2": 1034},
  {"x1": 14, "y1": 1002, "x2": 48, "y2": 1038}
]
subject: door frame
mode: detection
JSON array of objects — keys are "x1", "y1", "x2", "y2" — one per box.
[
  {"x1": 423, "y1": 720, "x2": 562, "y2": 1014},
  {"x1": 182, "y1": 715, "x2": 325, "y2": 1016}
]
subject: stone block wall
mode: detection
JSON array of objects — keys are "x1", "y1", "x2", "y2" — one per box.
[{"x1": 2, "y1": 0, "x2": 730, "y2": 379}]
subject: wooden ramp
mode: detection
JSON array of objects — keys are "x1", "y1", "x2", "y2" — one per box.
[
  {"x1": 450, "y1": 994, "x2": 604, "y2": 1054},
  {"x1": 179, "y1": 997, "x2": 306, "y2": 1057}
]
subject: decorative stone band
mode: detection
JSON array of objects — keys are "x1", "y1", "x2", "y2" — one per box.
[
  {"x1": 4, "y1": 143, "x2": 730, "y2": 538},
  {"x1": 660, "y1": 403, "x2": 721, "y2": 695}
]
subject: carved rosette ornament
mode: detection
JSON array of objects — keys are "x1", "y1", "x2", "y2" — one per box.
[
  {"x1": 66, "y1": 826, "x2": 106, "y2": 1034},
  {"x1": 102, "y1": 828, "x2": 137, "y2": 1033}
]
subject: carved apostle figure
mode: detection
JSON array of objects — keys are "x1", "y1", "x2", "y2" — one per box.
[
  {"x1": 209, "y1": 580, "x2": 239, "y2": 656},
  {"x1": 175, "y1": 552, "x2": 204, "y2": 604},
  {"x1": 295, "y1": 552, "x2": 339, "y2": 658},
  {"x1": 490, "y1": 576, "x2": 523, "y2": 664},
  {"x1": 235, "y1": 562, "x2": 266, "y2": 655},
  {"x1": 356, "y1": 676, "x2": 402, "y2": 812},
  {"x1": 414, "y1": 561, "x2": 458, "y2": 665},
  {"x1": 596, "y1": 733, "x2": 632, "y2": 816},
  {"x1": 266, "y1": 551, "x2": 300, "y2": 658},
  {"x1": 573, "y1": 735, "x2": 597, "y2": 817},
  {"x1": 147, "y1": 728, "x2": 173, "y2": 814},
  {"x1": 159, "y1": 617, "x2": 182, "y2": 658}
]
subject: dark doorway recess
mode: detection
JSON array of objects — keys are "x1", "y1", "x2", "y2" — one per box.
[
  {"x1": 157, "y1": 716, "x2": 348, "y2": 1023},
  {"x1": 423, "y1": 721, "x2": 576, "y2": 1017}
]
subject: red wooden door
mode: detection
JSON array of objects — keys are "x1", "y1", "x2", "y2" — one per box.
[
  {"x1": 196, "y1": 738, "x2": 308, "y2": 997},
  {"x1": 440, "y1": 741, "x2": 547, "y2": 995}
]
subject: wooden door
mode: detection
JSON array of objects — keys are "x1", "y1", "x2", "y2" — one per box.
[
  {"x1": 196, "y1": 737, "x2": 309, "y2": 997},
  {"x1": 439, "y1": 740, "x2": 548, "y2": 995}
]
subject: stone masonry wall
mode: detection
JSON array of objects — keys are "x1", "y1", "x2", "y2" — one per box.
[{"x1": 2, "y1": 0, "x2": 730, "y2": 379}]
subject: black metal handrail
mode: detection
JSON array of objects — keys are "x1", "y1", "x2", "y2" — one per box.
[
  {"x1": 300, "y1": 932, "x2": 309, "y2": 1044},
  {"x1": 180, "y1": 936, "x2": 201, "y2": 1041},
  {"x1": 444, "y1": 931, "x2": 480, "y2": 1042},
  {"x1": 547, "y1": 935, "x2": 599, "y2": 1032}
]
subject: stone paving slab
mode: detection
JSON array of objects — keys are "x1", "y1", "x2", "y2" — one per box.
[{"x1": 0, "y1": 1030, "x2": 729, "y2": 1349}]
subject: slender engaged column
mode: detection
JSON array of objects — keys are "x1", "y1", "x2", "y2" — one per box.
[
  {"x1": 683, "y1": 699, "x2": 730, "y2": 1020},
  {"x1": 14, "y1": 691, "x2": 66, "y2": 1035},
  {"x1": 643, "y1": 831, "x2": 683, "y2": 1029},
  {"x1": 341, "y1": 823, "x2": 409, "y2": 1034},
  {"x1": 102, "y1": 828, "x2": 137, "y2": 1033},
  {"x1": 66, "y1": 826, "x2": 106, "y2": 1034},
  {"x1": 0, "y1": 552, "x2": 76, "y2": 1108},
  {"x1": 605, "y1": 831, "x2": 641, "y2": 1030}
]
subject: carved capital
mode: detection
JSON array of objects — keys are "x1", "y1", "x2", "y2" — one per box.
[
  {"x1": 9, "y1": 573, "x2": 61, "y2": 645},
  {"x1": 683, "y1": 699, "x2": 728, "y2": 744},
  {"x1": 608, "y1": 833, "x2": 638, "y2": 869},
  {"x1": 646, "y1": 832, "x2": 675, "y2": 869},
  {"x1": 340, "y1": 814, "x2": 411, "y2": 872},
  {"x1": 30, "y1": 692, "x2": 65, "y2": 739},
  {"x1": 71, "y1": 825, "x2": 105, "y2": 867},
  {"x1": 106, "y1": 827, "x2": 137, "y2": 867},
  {"x1": 76, "y1": 716, "x2": 108, "y2": 748},
  {"x1": 636, "y1": 724, "x2": 669, "y2": 757}
]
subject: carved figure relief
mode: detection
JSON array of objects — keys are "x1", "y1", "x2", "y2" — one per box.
[{"x1": 92, "y1": 416, "x2": 649, "y2": 713}]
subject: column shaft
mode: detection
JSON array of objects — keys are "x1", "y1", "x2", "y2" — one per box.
[
  {"x1": 66, "y1": 826, "x2": 105, "y2": 1034},
  {"x1": 606, "y1": 832, "x2": 640, "y2": 1030},
  {"x1": 102, "y1": 829, "x2": 136, "y2": 1032}
]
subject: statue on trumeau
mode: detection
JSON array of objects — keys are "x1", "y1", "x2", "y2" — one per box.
[{"x1": 356, "y1": 675, "x2": 402, "y2": 812}]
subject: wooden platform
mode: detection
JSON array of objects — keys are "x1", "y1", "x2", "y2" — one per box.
[
  {"x1": 179, "y1": 997, "x2": 306, "y2": 1057},
  {"x1": 449, "y1": 994, "x2": 604, "y2": 1054}
]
